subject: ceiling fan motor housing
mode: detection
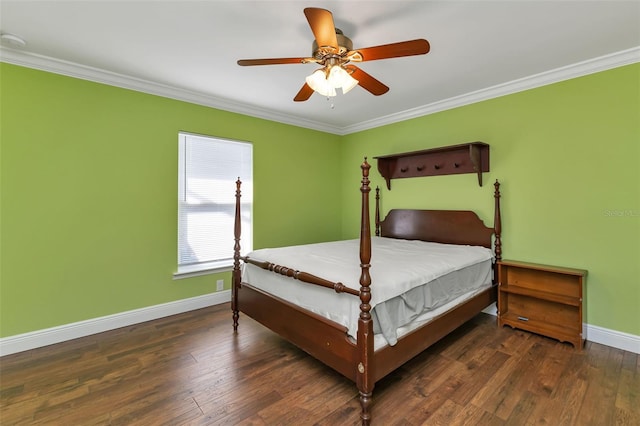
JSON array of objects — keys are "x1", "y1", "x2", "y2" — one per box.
[{"x1": 312, "y1": 29, "x2": 353, "y2": 58}]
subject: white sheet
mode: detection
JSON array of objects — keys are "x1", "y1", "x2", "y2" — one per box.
[
  {"x1": 372, "y1": 259, "x2": 492, "y2": 345},
  {"x1": 242, "y1": 237, "x2": 493, "y2": 346}
]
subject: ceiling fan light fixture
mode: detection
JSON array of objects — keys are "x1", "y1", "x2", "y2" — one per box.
[
  {"x1": 305, "y1": 68, "x2": 336, "y2": 97},
  {"x1": 329, "y1": 65, "x2": 359, "y2": 94},
  {"x1": 306, "y1": 65, "x2": 359, "y2": 97}
]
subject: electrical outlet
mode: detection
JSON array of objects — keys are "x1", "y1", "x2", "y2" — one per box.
[{"x1": 216, "y1": 279, "x2": 224, "y2": 291}]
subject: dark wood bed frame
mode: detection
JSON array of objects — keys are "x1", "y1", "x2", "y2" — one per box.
[{"x1": 232, "y1": 158, "x2": 502, "y2": 425}]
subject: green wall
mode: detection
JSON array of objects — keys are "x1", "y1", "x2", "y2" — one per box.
[
  {"x1": 341, "y1": 63, "x2": 640, "y2": 336},
  {"x1": 0, "y1": 63, "x2": 342, "y2": 337},
  {"x1": 1, "y1": 62, "x2": 638, "y2": 340}
]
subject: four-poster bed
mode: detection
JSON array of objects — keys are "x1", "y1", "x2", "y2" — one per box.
[{"x1": 232, "y1": 158, "x2": 502, "y2": 424}]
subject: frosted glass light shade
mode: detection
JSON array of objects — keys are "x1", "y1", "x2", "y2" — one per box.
[
  {"x1": 329, "y1": 66, "x2": 358, "y2": 94},
  {"x1": 305, "y1": 66, "x2": 359, "y2": 97},
  {"x1": 305, "y1": 69, "x2": 336, "y2": 97}
]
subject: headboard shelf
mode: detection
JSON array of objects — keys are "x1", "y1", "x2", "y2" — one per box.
[{"x1": 374, "y1": 142, "x2": 490, "y2": 189}]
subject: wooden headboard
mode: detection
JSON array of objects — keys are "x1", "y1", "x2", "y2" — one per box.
[
  {"x1": 378, "y1": 209, "x2": 494, "y2": 248},
  {"x1": 374, "y1": 181, "x2": 502, "y2": 255}
]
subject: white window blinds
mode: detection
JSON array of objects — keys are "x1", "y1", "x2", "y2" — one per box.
[{"x1": 177, "y1": 132, "x2": 252, "y2": 274}]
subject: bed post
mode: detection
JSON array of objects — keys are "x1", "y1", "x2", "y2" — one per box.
[
  {"x1": 357, "y1": 158, "x2": 374, "y2": 425},
  {"x1": 232, "y1": 178, "x2": 242, "y2": 332},
  {"x1": 375, "y1": 186, "x2": 380, "y2": 237},
  {"x1": 493, "y1": 179, "x2": 502, "y2": 263}
]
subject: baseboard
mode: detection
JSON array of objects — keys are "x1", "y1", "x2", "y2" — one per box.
[
  {"x1": 482, "y1": 302, "x2": 639, "y2": 354},
  {"x1": 585, "y1": 324, "x2": 640, "y2": 354},
  {"x1": 0, "y1": 290, "x2": 231, "y2": 357},
  {"x1": 2, "y1": 294, "x2": 638, "y2": 356}
]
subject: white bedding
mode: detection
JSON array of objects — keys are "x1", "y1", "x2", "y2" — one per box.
[{"x1": 242, "y1": 237, "x2": 493, "y2": 347}]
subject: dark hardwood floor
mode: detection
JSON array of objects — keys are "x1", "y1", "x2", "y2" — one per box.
[{"x1": 1, "y1": 303, "x2": 638, "y2": 425}]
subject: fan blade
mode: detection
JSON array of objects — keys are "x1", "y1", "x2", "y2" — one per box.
[
  {"x1": 238, "y1": 57, "x2": 310, "y2": 66},
  {"x1": 348, "y1": 66, "x2": 389, "y2": 96},
  {"x1": 350, "y1": 39, "x2": 430, "y2": 62},
  {"x1": 304, "y1": 8, "x2": 338, "y2": 51},
  {"x1": 294, "y1": 83, "x2": 314, "y2": 102}
]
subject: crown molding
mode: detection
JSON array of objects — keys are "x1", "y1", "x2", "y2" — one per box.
[
  {"x1": 2, "y1": 46, "x2": 638, "y2": 135},
  {"x1": 343, "y1": 46, "x2": 640, "y2": 134},
  {"x1": 0, "y1": 47, "x2": 342, "y2": 134}
]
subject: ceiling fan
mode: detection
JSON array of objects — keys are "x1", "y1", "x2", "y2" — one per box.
[{"x1": 237, "y1": 7, "x2": 430, "y2": 102}]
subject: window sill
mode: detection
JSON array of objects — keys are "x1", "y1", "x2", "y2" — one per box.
[{"x1": 173, "y1": 261, "x2": 234, "y2": 280}]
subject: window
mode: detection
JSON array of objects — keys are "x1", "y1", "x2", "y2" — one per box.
[{"x1": 175, "y1": 132, "x2": 252, "y2": 278}]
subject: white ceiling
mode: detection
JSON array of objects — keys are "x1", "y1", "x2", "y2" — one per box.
[{"x1": 1, "y1": 1, "x2": 639, "y2": 134}]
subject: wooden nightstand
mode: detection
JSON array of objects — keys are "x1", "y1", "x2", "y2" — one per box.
[{"x1": 497, "y1": 260, "x2": 587, "y2": 349}]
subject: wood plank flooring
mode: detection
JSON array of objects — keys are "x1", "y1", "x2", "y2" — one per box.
[{"x1": 1, "y1": 303, "x2": 638, "y2": 425}]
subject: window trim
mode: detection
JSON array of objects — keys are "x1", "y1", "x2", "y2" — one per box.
[{"x1": 173, "y1": 260, "x2": 233, "y2": 280}]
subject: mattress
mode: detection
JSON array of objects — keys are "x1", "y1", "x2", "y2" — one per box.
[{"x1": 241, "y1": 237, "x2": 493, "y2": 347}]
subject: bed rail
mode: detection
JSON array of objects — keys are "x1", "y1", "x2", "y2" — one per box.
[{"x1": 240, "y1": 256, "x2": 360, "y2": 296}]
